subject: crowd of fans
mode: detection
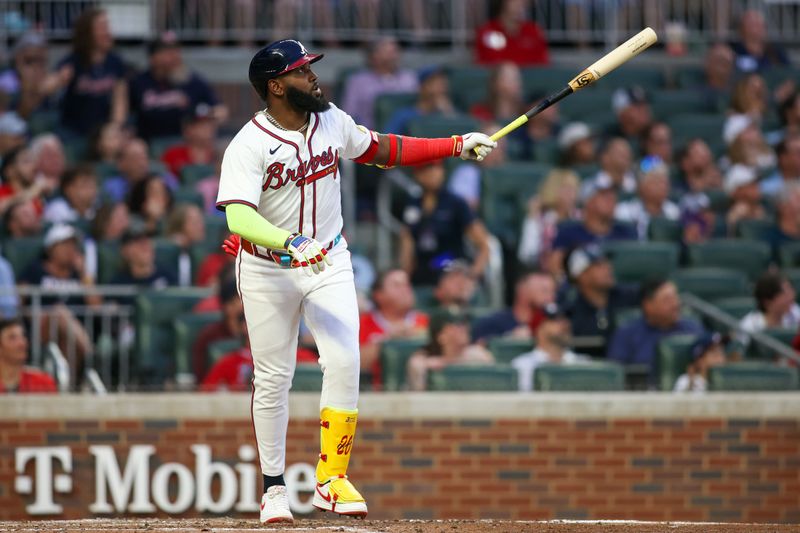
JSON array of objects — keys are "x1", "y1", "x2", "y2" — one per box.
[{"x1": 1, "y1": 1, "x2": 799, "y2": 394}]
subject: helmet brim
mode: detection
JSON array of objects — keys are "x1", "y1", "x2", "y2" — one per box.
[{"x1": 278, "y1": 53, "x2": 324, "y2": 77}]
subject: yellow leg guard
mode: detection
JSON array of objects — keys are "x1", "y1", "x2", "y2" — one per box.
[{"x1": 313, "y1": 407, "x2": 367, "y2": 516}]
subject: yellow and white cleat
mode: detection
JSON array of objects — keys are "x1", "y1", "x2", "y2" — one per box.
[{"x1": 312, "y1": 474, "x2": 368, "y2": 518}]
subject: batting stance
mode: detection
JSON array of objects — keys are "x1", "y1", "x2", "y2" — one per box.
[{"x1": 216, "y1": 39, "x2": 496, "y2": 523}]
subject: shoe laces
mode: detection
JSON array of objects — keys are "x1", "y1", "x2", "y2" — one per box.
[{"x1": 266, "y1": 485, "x2": 289, "y2": 505}]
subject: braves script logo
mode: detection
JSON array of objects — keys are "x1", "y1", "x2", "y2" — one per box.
[{"x1": 263, "y1": 147, "x2": 338, "y2": 191}]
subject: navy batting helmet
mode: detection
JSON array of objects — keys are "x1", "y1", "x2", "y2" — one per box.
[{"x1": 249, "y1": 39, "x2": 324, "y2": 101}]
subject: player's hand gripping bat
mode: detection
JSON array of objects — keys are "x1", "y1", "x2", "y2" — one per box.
[{"x1": 477, "y1": 27, "x2": 658, "y2": 152}]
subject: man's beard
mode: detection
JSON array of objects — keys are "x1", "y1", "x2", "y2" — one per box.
[{"x1": 287, "y1": 86, "x2": 330, "y2": 113}]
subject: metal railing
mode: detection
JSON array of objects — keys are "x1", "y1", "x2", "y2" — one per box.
[{"x1": 3, "y1": 0, "x2": 800, "y2": 53}]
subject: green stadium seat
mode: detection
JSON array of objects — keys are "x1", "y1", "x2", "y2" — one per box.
[
  {"x1": 180, "y1": 164, "x2": 216, "y2": 186},
  {"x1": 600, "y1": 67, "x2": 665, "y2": 91},
  {"x1": 736, "y1": 219, "x2": 777, "y2": 241},
  {"x1": 533, "y1": 362, "x2": 625, "y2": 392},
  {"x1": 784, "y1": 268, "x2": 800, "y2": 296},
  {"x1": 447, "y1": 66, "x2": 489, "y2": 109},
  {"x1": 558, "y1": 89, "x2": 614, "y2": 121},
  {"x1": 708, "y1": 362, "x2": 799, "y2": 391},
  {"x1": 674, "y1": 66, "x2": 705, "y2": 89},
  {"x1": 657, "y1": 334, "x2": 697, "y2": 391},
  {"x1": 667, "y1": 115, "x2": 726, "y2": 145},
  {"x1": 602, "y1": 241, "x2": 680, "y2": 283},
  {"x1": 28, "y1": 110, "x2": 59, "y2": 136},
  {"x1": 173, "y1": 187, "x2": 205, "y2": 209},
  {"x1": 521, "y1": 66, "x2": 580, "y2": 95},
  {"x1": 670, "y1": 267, "x2": 750, "y2": 301},
  {"x1": 407, "y1": 115, "x2": 479, "y2": 140},
  {"x1": 761, "y1": 67, "x2": 799, "y2": 89},
  {"x1": 135, "y1": 288, "x2": 211, "y2": 383},
  {"x1": 2, "y1": 237, "x2": 44, "y2": 278},
  {"x1": 292, "y1": 364, "x2": 324, "y2": 392},
  {"x1": 753, "y1": 328, "x2": 797, "y2": 360},
  {"x1": 704, "y1": 189, "x2": 730, "y2": 214},
  {"x1": 709, "y1": 297, "x2": 756, "y2": 332},
  {"x1": 94, "y1": 161, "x2": 119, "y2": 179},
  {"x1": 173, "y1": 312, "x2": 223, "y2": 378},
  {"x1": 573, "y1": 163, "x2": 600, "y2": 180},
  {"x1": 63, "y1": 138, "x2": 88, "y2": 164},
  {"x1": 648, "y1": 216, "x2": 682, "y2": 242},
  {"x1": 778, "y1": 242, "x2": 800, "y2": 268},
  {"x1": 374, "y1": 92, "x2": 417, "y2": 131},
  {"x1": 149, "y1": 136, "x2": 182, "y2": 159},
  {"x1": 208, "y1": 338, "x2": 242, "y2": 363},
  {"x1": 379, "y1": 337, "x2": 428, "y2": 391},
  {"x1": 532, "y1": 138, "x2": 560, "y2": 165},
  {"x1": 651, "y1": 90, "x2": 710, "y2": 118},
  {"x1": 429, "y1": 364, "x2": 517, "y2": 391},
  {"x1": 481, "y1": 162, "x2": 551, "y2": 246},
  {"x1": 686, "y1": 240, "x2": 771, "y2": 281},
  {"x1": 487, "y1": 337, "x2": 534, "y2": 364}
]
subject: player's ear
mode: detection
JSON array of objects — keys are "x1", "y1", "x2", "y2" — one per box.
[{"x1": 268, "y1": 78, "x2": 284, "y2": 97}]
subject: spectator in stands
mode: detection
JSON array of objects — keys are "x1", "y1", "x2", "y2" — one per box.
[
  {"x1": 399, "y1": 160, "x2": 490, "y2": 285},
  {"x1": 110, "y1": 226, "x2": 176, "y2": 301},
  {"x1": 766, "y1": 184, "x2": 800, "y2": 250},
  {"x1": 470, "y1": 62, "x2": 523, "y2": 124},
  {"x1": 55, "y1": 8, "x2": 128, "y2": 136},
  {"x1": 737, "y1": 271, "x2": 800, "y2": 351},
  {"x1": 0, "y1": 32, "x2": 63, "y2": 119},
  {"x1": 524, "y1": 93, "x2": 561, "y2": 155},
  {"x1": 91, "y1": 202, "x2": 130, "y2": 243},
  {"x1": 699, "y1": 43, "x2": 734, "y2": 112},
  {"x1": 384, "y1": 66, "x2": 455, "y2": 135},
  {"x1": 193, "y1": 263, "x2": 236, "y2": 314},
  {"x1": 192, "y1": 278, "x2": 244, "y2": 382},
  {"x1": 608, "y1": 86, "x2": 653, "y2": 143},
  {"x1": 448, "y1": 124, "x2": 507, "y2": 210},
  {"x1": 0, "y1": 257, "x2": 17, "y2": 318},
  {"x1": 518, "y1": 169, "x2": 580, "y2": 268},
  {"x1": 472, "y1": 271, "x2": 555, "y2": 343},
  {"x1": 511, "y1": 303, "x2": 590, "y2": 391},
  {"x1": 730, "y1": 9, "x2": 789, "y2": 73},
  {"x1": 681, "y1": 193, "x2": 717, "y2": 245},
  {"x1": 359, "y1": 269, "x2": 428, "y2": 387},
  {"x1": 88, "y1": 122, "x2": 127, "y2": 165},
  {"x1": 127, "y1": 174, "x2": 174, "y2": 234},
  {"x1": 3, "y1": 200, "x2": 42, "y2": 239},
  {"x1": 673, "y1": 332, "x2": 727, "y2": 393},
  {"x1": 548, "y1": 174, "x2": 637, "y2": 280},
  {"x1": 558, "y1": 122, "x2": 595, "y2": 167},
  {"x1": 560, "y1": 244, "x2": 638, "y2": 340},
  {"x1": 760, "y1": 135, "x2": 800, "y2": 199},
  {"x1": 615, "y1": 156, "x2": 680, "y2": 240},
  {"x1": 164, "y1": 203, "x2": 206, "y2": 286},
  {"x1": 30, "y1": 134, "x2": 66, "y2": 196},
  {"x1": 0, "y1": 112, "x2": 28, "y2": 158},
  {"x1": 406, "y1": 310, "x2": 494, "y2": 391},
  {"x1": 129, "y1": 33, "x2": 227, "y2": 142},
  {"x1": 722, "y1": 114, "x2": 775, "y2": 172},
  {"x1": 431, "y1": 260, "x2": 478, "y2": 312},
  {"x1": 729, "y1": 73, "x2": 768, "y2": 121},
  {"x1": 678, "y1": 138, "x2": 723, "y2": 194},
  {"x1": 103, "y1": 138, "x2": 156, "y2": 203},
  {"x1": 475, "y1": 0, "x2": 549, "y2": 66},
  {"x1": 608, "y1": 278, "x2": 704, "y2": 384},
  {"x1": 0, "y1": 318, "x2": 56, "y2": 393},
  {"x1": 640, "y1": 122, "x2": 673, "y2": 164},
  {"x1": 0, "y1": 146, "x2": 45, "y2": 216},
  {"x1": 200, "y1": 341, "x2": 253, "y2": 392},
  {"x1": 43, "y1": 165, "x2": 98, "y2": 226},
  {"x1": 724, "y1": 164, "x2": 767, "y2": 230},
  {"x1": 161, "y1": 104, "x2": 218, "y2": 177},
  {"x1": 773, "y1": 91, "x2": 800, "y2": 144},
  {"x1": 341, "y1": 37, "x2": 418, "y2": 130},
  {"x1": 195, "y1": 226, "x2": 235, "y2": 288},
  {"x1": 595, "y1": 137, "x2": 636, "y2": 195}
]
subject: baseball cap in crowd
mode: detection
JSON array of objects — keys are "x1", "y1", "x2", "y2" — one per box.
[
  {"x1": 611, "y1": 86, "x2": 648, "y2": 114},
  {"x1": 182, "y1": 103, "x2": 214, "y2": 125},
  {"x1": 567, "y1": 244, "x2": 607, "y2": 279},
  {"x1": 12, "y1": 32, "x2": 46, "y2": 55},
  {"x1": 578, "y1": 172, "x2": 615, "y2": 204},
  {"x1": 418, "y1": 65, "x2": 445, "y2": 84},
  {"x1": 724, "y1": 164, "x2": 759, "y2": 194},
  {"x1": 44, "y1": 224, "x2": 79, "y2": 248},
  {"x1": 0, "y1": 112, "x2": 28, "y2": 137},
  {"x1": 690, "y1": 332, "x2": 726, "y2": 360},
  {"x1": 558, "y1": 122, "x2": 592, "y2": 151},
  {"x1": 147, "y1": 31, "x2": 179, "y2": 56},
  {"x1": 541, "y1": 302, "x2": 568, "y2": 321},
  {"x1": 722, "y1": 113, "x2": 753, "y2": 146}
]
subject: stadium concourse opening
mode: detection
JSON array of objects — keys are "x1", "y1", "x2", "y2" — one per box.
[{"x1": 3, "y1": 519, "x2": 800, "y2": 533}]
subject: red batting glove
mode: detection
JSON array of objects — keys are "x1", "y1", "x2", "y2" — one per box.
[{"x1": 221, "y1": 234, "x2": 241, "y2": 257}]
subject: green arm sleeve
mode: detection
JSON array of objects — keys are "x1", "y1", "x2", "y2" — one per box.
[{"x1": 225, "y1": 203, "x2": 291, "y2": 250}]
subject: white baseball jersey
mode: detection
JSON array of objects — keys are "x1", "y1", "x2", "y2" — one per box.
[{"x1": 216, "y1": 103, "x2": 373, "y2": 249}]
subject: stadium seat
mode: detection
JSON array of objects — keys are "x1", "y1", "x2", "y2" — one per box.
[
  {"x1": 778, "y1": 242, "x2": 800, "y2": 268},
  {"x1": 657, "y1": 334, "x2": 697, "y2": 391},
  {"x1": 28, "y1": 110, "x2": 59, "y2": 136},
  {"x1": 173, "y1": 312, "x2": 223, "y2": 378},
  {"x1": 94, "y1": 161, "x2": 118, "y2": 180},
  {"x1": 670, "y1": 267, "x2": 750, "y2": 301},
  {"x1": 686, "y1": 240, "x2": 771, "y2": 281},
  {"x1": 708, "y1": 296, "x2": 756, "y2": 332},
  {"x1": 558, "y1": 88, "x2": 614, "y2": 121},
  {"x1": 784, "y1": 268, "x2": 800, "y2": 296},
  {"x1": 173, "y1": 187, "x2": 205, "y2": 209},
  {"x1": 180, "y1": 164, "x2": 216, "y2": 186},
  {"x1": 99, "y1": 239, "x2": 183, "y2": 284},
  {"x1": 481, "y1": 162, "x2": 551, "y2": 247},
  {"x1": 374, "y1": 92, "x2": 417, "y2": 131},
  {"x1": 736, "y1": 219, "x2": 777, "y2": 241},
  {"x1": 648, "y1": 216, "x2": 682, "y2": 242},
  {"x1": 533, "y1": 362, "x2": 625, "y2": 392},
  {"x1": 135, "y1": 288, "x2": 211, "y2": 384},
  {"x1": 752, "y1": 328, "x2": 797, "y2": 360},
  {"x1": 207, "y1": 338, "x2": 242, "y2": 363},
  {"x1": 488, "y1": 337, "x2": 534, "y2": 365},
  {"x1": 2, "y1": 237, "x2": 44, "y2": 278},
  {"x1": 602, "y1": 241, "x2": 680, "y2": 283},
  {"x1": 521, "y1": 66, "x2": 580, "y2": 95},
  {"x1": 380, "y1": 337, "x2": 428, "y2": 391},
  {"x1": 651, "y1": 90, "x2": 710, "y2": 118},
  {"x1": 292, "y1": 363, "x2": 324, "y2": 392},
  {"x1": 447, "y1": 66, "x2": 489, "y2": 109},
  {"x1": 573, "y1": 163, "x2": 600, "y2": 180},
  {"x1": 428, "y1": 364, "x2": 517, "y2": 391},
  {"x1": 600, "y1": 67, "x2": 665, "y2": 91},
  {"x1": 674, "y1": 66, "x2": 705, "y2": 89},
  {"x1": 667, "y1": 115, "x2": 726, "y2": 146},
  {"x1": 704, "y1": 189, "x2": 730, "y2": 214},
  {"x1": 407, "y1": 115, "x2": 479, "y2": 140},
  {"x1": 149, "y1": 136, "x2": 182, "y2": 159},
  {"x1": 708, "y1": 362, "x2": 799, "y2": 391}
]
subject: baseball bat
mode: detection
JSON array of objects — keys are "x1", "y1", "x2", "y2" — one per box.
[{"x1": 478, "y1": 27, "x2": 658, "y2": 150}]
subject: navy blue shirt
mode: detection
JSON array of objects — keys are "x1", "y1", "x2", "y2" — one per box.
[
  {"x1": 129, "y1": 69, "x2": 219, "y2": 140},
  {"x1": 552, "y1": 220, "x2": 637, "y2": 253},
  {"x1": 730, "y1": 41, "x2": 789, "y2": 73},
  {"x1": 471, "y1": 309, "x2": 519, "y2": 342},
  {"x1": 57, "y1": 52, "x2": 126, "y2": 135},
  {"x1": 607, "y1": 316, "x2": 704, "y2": 382},
  {"x1": 403, "y1": 190, "x2": 476, "y2": 284},
  {"x1": 110, "y1": 267, "x2": 176, "y2": 306},
  {"x1": 560, "y1": 285, "x2": 639, "y2": 339}
]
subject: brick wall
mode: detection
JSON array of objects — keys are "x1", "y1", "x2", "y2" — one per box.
[{"x1": 1, "y1": 394, "x2": 799, "y2": 523}]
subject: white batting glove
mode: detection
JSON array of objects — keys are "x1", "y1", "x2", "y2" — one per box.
[
  {"x1": 458, "y1": 132, "x2": 497, "y2": 162},
  {"x1": 284, "y1": 233, "x2": 333, "y2": 275}
]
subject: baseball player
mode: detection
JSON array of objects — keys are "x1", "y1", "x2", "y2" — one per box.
[{"x1": 216, "y1": 39, "x2": 496, "y2": 524}]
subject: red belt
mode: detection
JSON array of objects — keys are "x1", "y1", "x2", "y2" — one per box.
[{"x1": 241, "y1": 233, "x2": 342, "y2": 266}]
